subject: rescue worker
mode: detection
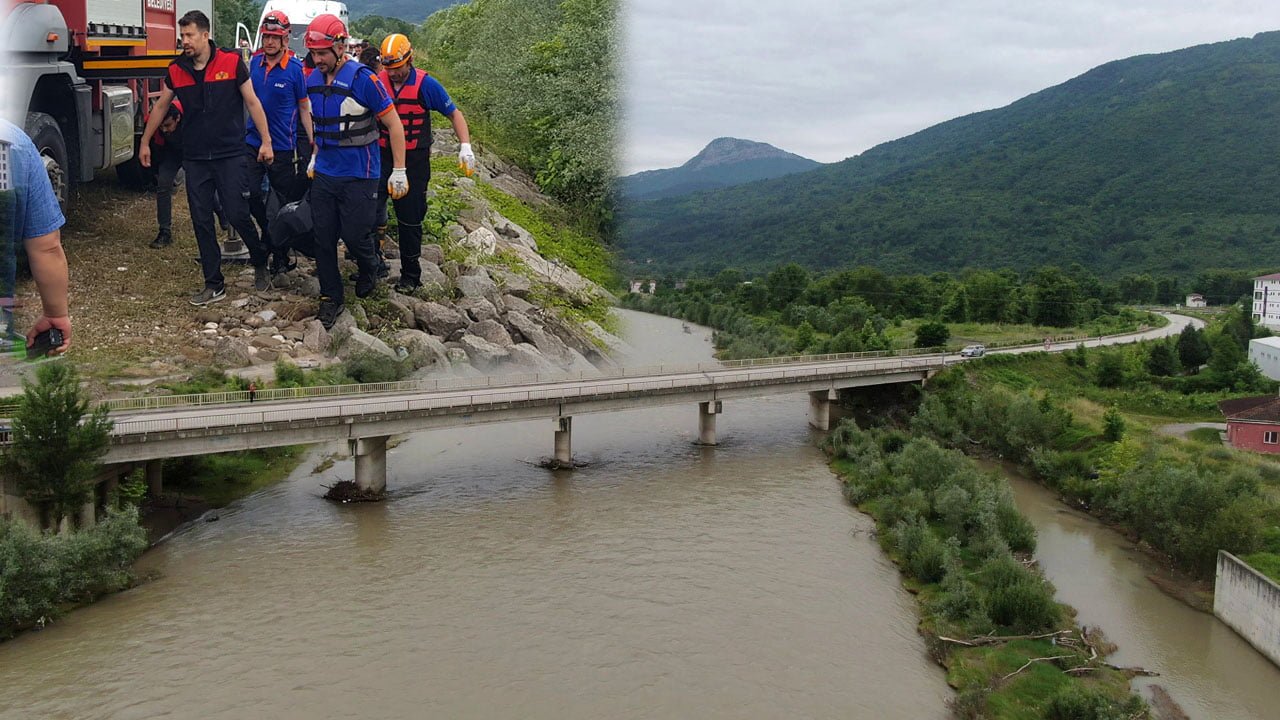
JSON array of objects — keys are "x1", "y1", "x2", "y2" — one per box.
[
  {"x1": 139, "y1": 9, "x2": 277, "y2": 305},
  {"x1": 244, "y1": 10, "x2": 313, "y2": 243},
  {"x1": 304, "y1": 14, "x2": 408, "y2": 330},
  {"x1": 376, "y1": 33, "x2": 475, "y2": 293}
]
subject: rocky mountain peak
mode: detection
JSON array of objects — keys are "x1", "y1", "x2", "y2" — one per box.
[{"x1": 682, "y1": 137, "x2": 812, "y2": 171}]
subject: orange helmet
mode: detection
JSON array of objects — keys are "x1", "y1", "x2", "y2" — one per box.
[
  {"x1": 260, "y1": 10, "x2": 290, "y2": 38},
  {"x1": 380, "y1": 33, "x2": 413, "y2": 69},
  {"x1": 305, "y1": 14, "x2": 348, "y2": 50}
]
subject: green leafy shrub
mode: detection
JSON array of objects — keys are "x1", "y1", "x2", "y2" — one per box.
[
  {"x1": 342, "y1": 352, "x2": 411, "y2": 384},
  {"x1": 1043, "y1": 686, "x2": 1145, "y2": 720},
  {"x1": 980, "y1": 555, "x2": 1061, "y2": 632}
]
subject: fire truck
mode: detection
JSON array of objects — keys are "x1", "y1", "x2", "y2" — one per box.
[{"x1": 0, "y1": 0, "x2": 214, "y2": 209}]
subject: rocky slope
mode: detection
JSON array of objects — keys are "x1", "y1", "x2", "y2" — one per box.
[{"x1": 181, "y1": 130, "x2": 623, "y2": 385}]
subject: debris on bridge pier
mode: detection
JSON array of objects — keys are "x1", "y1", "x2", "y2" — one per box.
[{"x1": 322, "y1": 480, "x2": 386, "y2": 503}]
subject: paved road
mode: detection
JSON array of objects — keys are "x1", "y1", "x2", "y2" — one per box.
[
  {"x1": 1156, "y1": 422, "x2": 1226, "y2": 440},
  {"x1": 994, "y1": 312, "x2": 1200, "y2": 356}
]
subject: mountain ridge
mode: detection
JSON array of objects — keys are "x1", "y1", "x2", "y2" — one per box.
[
  {"x1": 619, "y1": 31, "x2": 1280, "y2": 278},
  {"x1": 619, "y1": 137, "x2": 821, "y2": 201}
]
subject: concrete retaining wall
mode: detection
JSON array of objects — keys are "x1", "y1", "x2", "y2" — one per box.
[{"x1": 1215, "y1": 551, "x2": 1280, "y2": 668}]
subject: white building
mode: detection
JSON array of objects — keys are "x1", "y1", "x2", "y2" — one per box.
[
  {"x1": 1185, "y1": 293, "x2": 1206, "y2": 308},
  {"x1": 1253, "y1": 273, "x2": 1280, "y2": 330},
  {"x1": 1249, "y1": 337, "x2": 1280, "y2": 381}
]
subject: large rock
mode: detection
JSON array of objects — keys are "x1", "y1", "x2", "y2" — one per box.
[
  {"x1": 491, "y1": 214, "x2": 537, "y2": 251},
  {"x1": 383, "y1": 295, "x2": 417, "y2": 329},
  {"x1": 505, "y1": 311, "x2": 573, "y2": 365},
  {"x1": 501, "y1": 243, "x2": 612, "y2": 307},
  {"x1": 421, "y1": 244, "x2": 445, "y2": 266},
  {"x1": 459, "y1": 227, "x2": 497, "y2": 258},
  {"x1": 455, "y1": 296, "x2": 499, "y2": 323},
  {"x1": 582, "y1": 319, "x2": 633, "y2": 357},
  {"x1": 508, "y1": 343, "x2": 560, "y2": 374},
  {"x1": 415, "y1": 301, "x2": 467, "y2": 337},
  {"x1": 488, "y1": 173, "x2": 552, "y2": 207},
  {"x1": 541, "y1": 312, "x2": 620, "y2": 372},
  {"x1": 336, "y1": 327, "x2": 397, "y2": 361},
  {"x1": 457, "y1": 335, "x2": 509, "y2": 370},
  {"x1": 468, "y1": 319, "x2": 514, "y2": 348},
  {"x1": 456, "y1": 273, "x2": 501, "y2": 305},
  {"x1": 490, "y1": 268, "x2": 533, "y2": 298},
  {"x1": 502, "y1": 294, "x2": 535, "y2": 314},
  {"x1": 329, "y1": 309, "x2": 357, "y2": 342},
  {"x1": 392, "y1": 329, "x2": 450, "y2": 370},
  {"x1": 213, "y1": 338, "x2": 252, "y2": 368},
  {"x1": 303, "y1": 319, "x2": 331, "y2": 354},
  {"x1": 419, "y1": 262, "x2": 449, "y2": 291}
]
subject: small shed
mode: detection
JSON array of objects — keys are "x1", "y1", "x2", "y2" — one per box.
[
  {"x1": 1219, "y1": 395, "x2": 1280, "y2": 453},
  {"x1": 1186, "y1": 293, "x2": 1207, "y2": 308}
]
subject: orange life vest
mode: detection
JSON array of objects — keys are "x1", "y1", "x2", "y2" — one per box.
[{"x1": 377, "y1": 68, "x2": 430, "y2": 150}]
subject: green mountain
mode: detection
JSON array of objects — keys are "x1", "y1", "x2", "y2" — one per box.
[
  {"x1": 619, "y1": 31, "x2": 1280, "y2": 278},
  {"x1": 344, "y1": 0, "x2": 461, "y2": 23},
  {"x1": 619, "y1": 138, "x2": 821, "y2": 201}
]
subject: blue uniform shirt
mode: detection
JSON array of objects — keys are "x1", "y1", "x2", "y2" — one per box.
[
  {"x1": 246, "y1": 51, "x2": 308, "y2": 151},
  {"x1": 0, "y1": 119, "x2": 65, "y2": 334},
  {"x1": 417, "y1": 72, "x2": 458, "y2": 116},
  {"x1": 308, "y1": 61, "x2": 392, "y2": 179}
]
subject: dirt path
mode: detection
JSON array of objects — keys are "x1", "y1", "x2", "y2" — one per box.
[{"x1": 1155, "y1": 422, "x2": 1226, "y2": 440}]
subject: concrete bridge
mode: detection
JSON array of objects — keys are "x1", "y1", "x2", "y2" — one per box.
[
  {"x1": 0, "y1": 312, "x2": 1199, "y2": 525},
  {"x1": 103, "y1": 353, "x2": 945, "y2": 490}
]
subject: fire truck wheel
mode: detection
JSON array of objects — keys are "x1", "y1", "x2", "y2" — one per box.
[{"x1": 24, "y1": 112, "x2": 69, "y2": 213}]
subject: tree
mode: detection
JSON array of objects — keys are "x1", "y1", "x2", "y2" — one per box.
[
  {"x1": 1094, "y1": 353, "x2": 1125, "y2": 388},
  {"x1": 914, "y1": 320, "x2": 951, "y2": 349},
  {"x1": 1027, "y1": 267, "x2": 1081, "y2": 328},
  {"x1": 213, "y1": 0, "x2": 261, "y2": 47},
  {"x1": 1176, "y1": 325, "x2": 1211, "y2": 373},
  {"x1": 1146, "y1": 341, "x2": 1180, "y2": 377},
  {"x1": 3, "y1": 364, "x2": 113, "y2": 529},
  {"x1": 1208, "y1": 332, "x2": 1246, "y2": 377},
  {"x1": 765, "y1": 263, "x2": 809, "y2": 310},
  {"x1": 1102, "y1": 406, "x2": 1125, "y2": 442}
]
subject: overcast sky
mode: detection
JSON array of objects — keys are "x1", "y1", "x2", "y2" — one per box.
[{"x1": 622, "y1": 0, "x2": 1280, "y2": 173}]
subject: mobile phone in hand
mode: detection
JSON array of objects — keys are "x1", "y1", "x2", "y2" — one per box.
[{"x1": 26, "y1": 328, "x2": 64, "y2": 360}]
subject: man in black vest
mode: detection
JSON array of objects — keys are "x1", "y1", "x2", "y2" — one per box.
[{"x1": 139, "y1": 10, "x2": 277, "y2": 306}]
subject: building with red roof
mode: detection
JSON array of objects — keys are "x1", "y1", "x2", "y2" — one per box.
[{"x1": 1220, "y1": 395, "x2": 1280, "y2": 453}]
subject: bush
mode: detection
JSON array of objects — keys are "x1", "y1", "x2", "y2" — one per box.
[
  {"x1": 914, "y1": 320, "x2": 950, "y2": 349},
  {"x1": 1102, "y1": 406, "x2": 1125, "y2": 442},
  {"x1": 342, "y1": 352, "x2": 410, "y2": 384},
  {"x1": 274, "y1": 360, "x2": 306, "y2": 388},
  {"x1": 893, "y1": 519, "x2": 955, "y2": 583},
  {"x1": 0, "y1": 508, "x2": 147, "y2": 637},
  {"x1": 1043, "y1": 686, "x2": 1144, "y2": 720},
  {"x1": 1094, "y1": 353, "x2": 1125, "y2": 388},
  {"x1": 996, "y1": 500, "x2": 1037, "y2": 553},
  {"x1": 980, "y1": 555, "x2": 1061, "y2": 632}
]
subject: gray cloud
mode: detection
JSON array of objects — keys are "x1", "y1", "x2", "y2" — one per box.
[{"x1": 623, "y1": 0, "x2": 1279, "y2": 172}]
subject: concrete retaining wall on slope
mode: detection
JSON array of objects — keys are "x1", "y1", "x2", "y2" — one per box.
[{"x1": 1215, "y1": 551, "x2": 1280, "y2": 668}]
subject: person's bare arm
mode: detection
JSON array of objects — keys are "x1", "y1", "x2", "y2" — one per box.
[
  {"x1": 447, "y1": 108, "x2": 470, "y2": 144},
  {"x1": 138, "y1": 87, "x2": 176, "y2": 168},
  {"x1": 299, "y1": 98, "x2": 315, "y2": 147},
  {"x1": 24, "y1": 230, "x2": 70, "y2": 352},
  {"x1": 241, "y1": 81, "x2": 275, "y2": 163}
]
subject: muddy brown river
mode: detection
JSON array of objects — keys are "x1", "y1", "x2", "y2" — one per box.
[{"x1": 0, "y1": 311, "x2": 950, "y2": 720}]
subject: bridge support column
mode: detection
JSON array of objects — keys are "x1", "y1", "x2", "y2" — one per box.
[
  {"x1": 146, "y1": 459, "x2": 164, "y2": 497},
  {"x1": 809, "y1": 390, "x2": 837, "y2": 431},
  {"x1": 698, "y1": 401, "x2": 721, "y2": 446},
  {"x1": 554, "y1": 417, "x2": 573, "y2": 467},
  {"x1": 353, "y1": 436, "x2": 389, "y2": 494}
]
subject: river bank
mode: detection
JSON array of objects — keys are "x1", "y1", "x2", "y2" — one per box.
[{"x1": 0, "y1": 310, "x2": 953, "y2": 719}]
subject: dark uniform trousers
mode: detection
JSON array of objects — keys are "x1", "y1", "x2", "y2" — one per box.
[
  {"x1": 312, "y1": 173, "x2": 380, "y2": 305},
  {"x1": 378, "y1": 147, "x2": 431, "y2": 286},
  {"x1": 185, "y1": 154, "x2": 268, "y2": 290},
  {"x1": 242, "y1": 143, "x2": 300, "y2": 236}
]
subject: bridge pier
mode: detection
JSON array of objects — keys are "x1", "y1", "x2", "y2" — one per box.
[
  {"x1": 698, "y1": 401, "x2": 721, "y2": 446},
  {"x1": 809, "y1": 390, "x2": 837, "y2": 431},
  {"x1": 554, "y1": 417, "x2": 573, "y2": 467},
  {"x1": 146, "y1": 459, "x2": 164, "y2": 496},
  {"x1": 353, "y1": 436, "x2": 389, "y2": 494}
]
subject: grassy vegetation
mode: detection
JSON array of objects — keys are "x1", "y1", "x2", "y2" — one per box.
[
  {"x1": 160, "y1": 446, "x2": 307, "y2": 508},
  {"x1": 1240, "y1": 552, "x2": 1280, "y2": 585},
  {"x1": 826, "y1": 427, "x2": 1145, "y2": 719}
]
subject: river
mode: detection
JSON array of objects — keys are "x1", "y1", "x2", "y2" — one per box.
[
  {"x1": 1007, "y1": 472, "x2": 1280, "y2": 719},
  {"x1": 0, "y1": 310, "x2": 949, "y2": 720}
]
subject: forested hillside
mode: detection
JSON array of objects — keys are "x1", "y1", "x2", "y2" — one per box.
[
  {"x1": 345, "y1": 0, "x2": 461, "y2": 23},
  {"x1": 619, "y1": 31, "x2": 1280, "y2": 278},
  {"x1": 619, "y1": 138, "x2": 820, "y2": 201}
]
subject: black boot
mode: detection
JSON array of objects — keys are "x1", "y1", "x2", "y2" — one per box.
[{"x1": 150, "y1": 228, "x2": 173, "y2": 248}]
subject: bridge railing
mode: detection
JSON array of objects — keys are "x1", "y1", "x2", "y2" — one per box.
[
  {"x1": 106, "y1": 356, "x2": 946, "y2": 437},
  {"x1": 97, "y1": 347, "x2": 956, "y2": 414}
]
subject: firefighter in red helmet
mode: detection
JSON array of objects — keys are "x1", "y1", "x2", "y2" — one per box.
[{"x1": 303, "y1": 14, "x2": 407, "y2": 329}]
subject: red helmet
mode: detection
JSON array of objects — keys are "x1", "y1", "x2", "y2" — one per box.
[
  {"x1": 305, "y1": 14, "x2": 347, "y2": 50},
  {"x1": 260, "y1": 10, "x2": 290, "y2": 38}
]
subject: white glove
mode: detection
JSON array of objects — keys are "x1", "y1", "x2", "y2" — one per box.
[
  {"x1": 307, "y1": 152, "x2": 316, "y2": 180},
  {"x1": 458, "y1": 142, "x2": 476, "y2": 176},
  {"x1": 388, "y1": 167, "x2": 409, "y2": 200}
]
